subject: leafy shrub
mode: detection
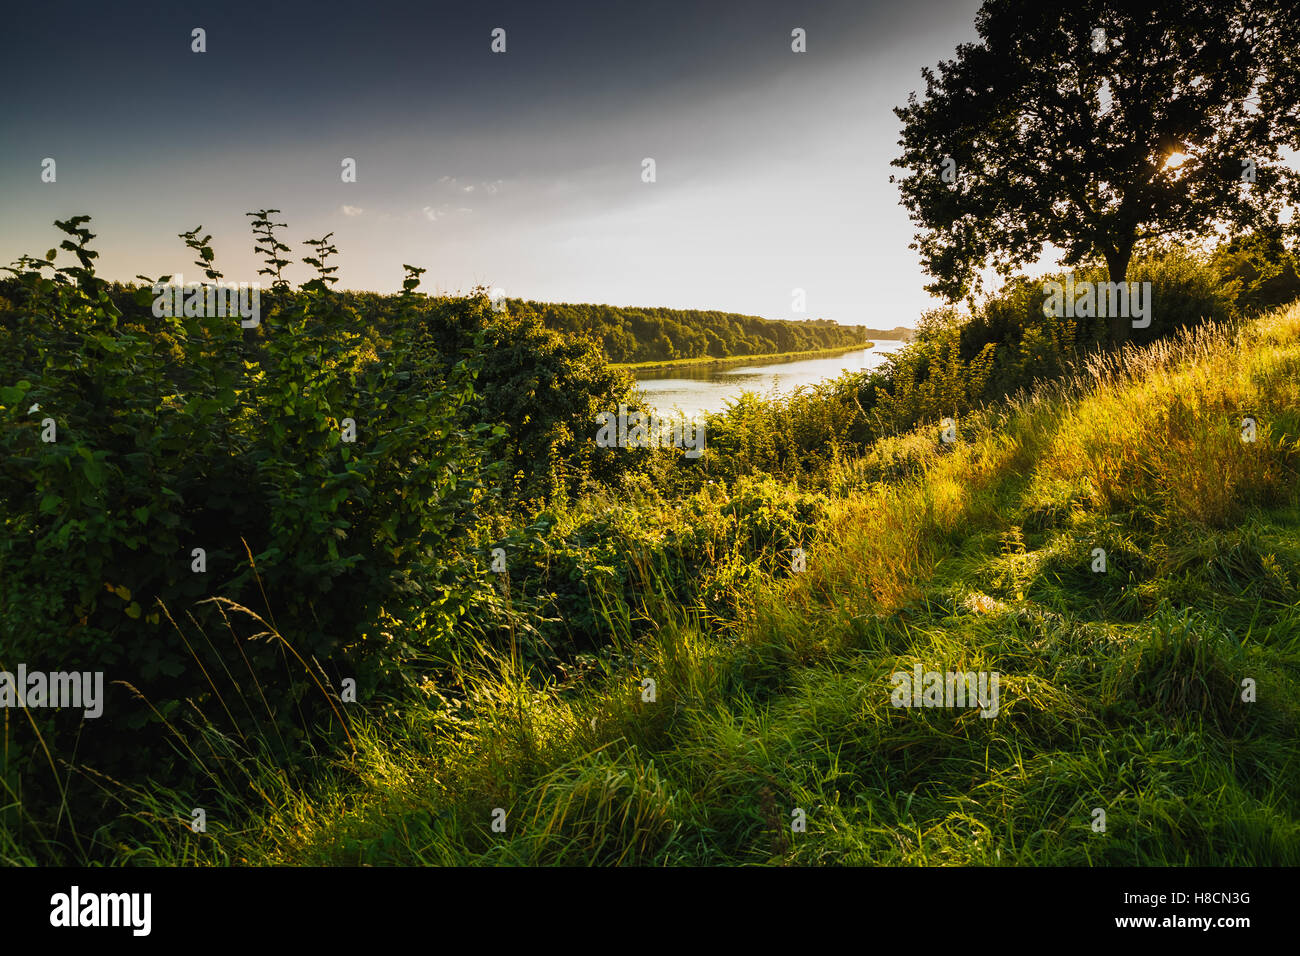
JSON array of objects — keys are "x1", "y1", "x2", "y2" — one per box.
[
  {"x1": 863, "y1": 245, "x2": 1237, "y2": 437},
  {"x1": 0, "y1": 216, "x2": 499, "y2": 822},
  {"x1": 1210, "y1": 227, "x2": 1300, "y2": 316}
]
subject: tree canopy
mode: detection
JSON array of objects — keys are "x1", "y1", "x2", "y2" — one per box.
[{"x1": 892, "y1": 0, "x2": 1300, "y2": 341}]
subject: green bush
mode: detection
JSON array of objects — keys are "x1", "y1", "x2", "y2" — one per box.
[
  {"x1": 1211, "y1": 228, "x2": 1300, "y2": 316},
  {"x1": 0, "y1": 216, "x2": 499, "y2": 824},
  {"x1": 866, "y1": 245, "x2": 1237, "y2": 436}
]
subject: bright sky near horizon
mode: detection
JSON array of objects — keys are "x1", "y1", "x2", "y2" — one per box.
[
  {"x1": 0, "y1": 1, "x2": 995, "y2": 326},
  {"x1": 0, "y1": 1, "x2": 1015, "y2": 327}
]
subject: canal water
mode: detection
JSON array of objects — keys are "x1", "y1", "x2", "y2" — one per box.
[{"x1": 632, "y1": 341, "x2": 906, "y2": 418}]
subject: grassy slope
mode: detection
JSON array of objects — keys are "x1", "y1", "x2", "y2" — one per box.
[{"x1": 135, "y1": 302, "x2": 1300, "y2": 866}]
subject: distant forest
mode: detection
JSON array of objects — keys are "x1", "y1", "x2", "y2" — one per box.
[{"x1": 506, "y1": 299, "x2": 902, "y2": 363}]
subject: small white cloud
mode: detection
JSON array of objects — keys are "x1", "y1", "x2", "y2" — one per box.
[
  {"x1": 462, "y1": 185, "x2": 475, "y2": 193},
  {"x1": 422, "y1": 204, "x2": 473, "y2": 220},
  {"x1": 341, "y1": 204, "x2": 364, "y2": 217}
]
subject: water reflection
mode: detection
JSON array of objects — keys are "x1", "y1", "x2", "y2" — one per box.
[{"x1": 633, "y1": 341, "x2": 905, "y2": 418}]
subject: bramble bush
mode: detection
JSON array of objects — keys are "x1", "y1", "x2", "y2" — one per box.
[{"x1": 0, "y1": 214, "x2": 504, "y2": 826}]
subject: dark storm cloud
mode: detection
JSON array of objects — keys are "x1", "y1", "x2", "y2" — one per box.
[{"x1": 1, "y1": 0, "x2": 952, "y2": 143}]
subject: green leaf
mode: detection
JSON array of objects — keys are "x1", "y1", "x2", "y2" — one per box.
[{"x1": 0, "y1": 384, "x2": 30, "y2": 404}]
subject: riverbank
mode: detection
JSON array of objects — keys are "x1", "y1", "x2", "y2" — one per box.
[
  {"x1": 611, "y1": 342, "x2": 875, "y2": 375},
  {"x1": 157, "y1": 299, "x2": 1300, "y2": 866}
]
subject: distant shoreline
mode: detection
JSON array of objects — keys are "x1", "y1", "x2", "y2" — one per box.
[{"x1": 611, "y1": 341, "x2": 882, "y2": 375}]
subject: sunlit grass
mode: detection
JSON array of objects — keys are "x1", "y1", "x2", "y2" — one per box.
[{"x1": 14, "y1": 302, "x2": 1300, "y2": 866}]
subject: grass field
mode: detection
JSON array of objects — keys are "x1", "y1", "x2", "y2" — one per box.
[{"x1": 84, "y1": 300, "x2": 1300, "y2": 867}]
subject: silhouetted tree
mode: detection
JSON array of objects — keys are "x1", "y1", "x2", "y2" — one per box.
[{"x1": 892, "y1": 0, "x2": 1300, "y2": 341}]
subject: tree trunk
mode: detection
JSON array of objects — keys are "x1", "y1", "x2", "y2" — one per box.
[{"x1": 1104, "y1": 245, "x2": 1133, "y2": 345}]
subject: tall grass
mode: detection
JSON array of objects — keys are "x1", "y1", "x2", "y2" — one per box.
[{"x1": 45, "y1": 300, "x2": 1297, "y2": 867}]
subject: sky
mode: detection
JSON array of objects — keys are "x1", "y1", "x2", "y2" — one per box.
[{"x1": 0, "y1": 0, "x2": 986, "y2": 326}]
